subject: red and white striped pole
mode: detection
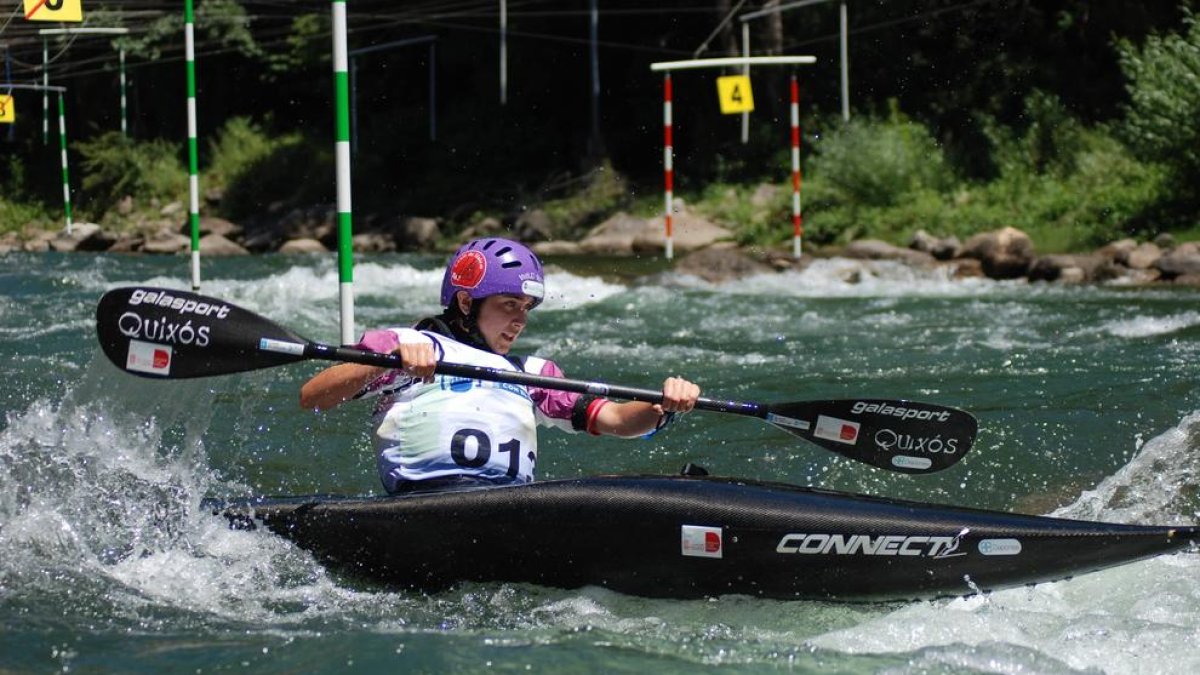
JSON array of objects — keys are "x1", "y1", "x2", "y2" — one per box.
[
  {"x1": 663, "y1": 72, "x2": 674, "y2": 260},
  {"x1": 790, "y1": 74, "x2": 803, "y2": 259}
]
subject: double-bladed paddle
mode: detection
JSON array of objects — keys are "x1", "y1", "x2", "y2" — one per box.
[{"x1": 95, "y1": 286, "x2": 978, "y2": 474}]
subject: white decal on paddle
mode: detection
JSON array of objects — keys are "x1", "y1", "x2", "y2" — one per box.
[
  {"x1": 681, "y1": 525, "x2": 723, "y2": 559},
  {"x1": 765, "y1": 412, "x2": 811, "y2": 430},
  {"x1": 814, "y1": 415, "x2": 859, "y2": 445},
  {"x1": 126, "y1": 339, "x2": 172, "y2": 375},
  {"x1": 259, "y1": 338, "x2": 306, "y2": 355}
]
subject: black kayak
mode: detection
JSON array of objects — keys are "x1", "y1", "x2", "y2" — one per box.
[{"x1": 202, "y1": 475, "x2": 1199, "y2": 601}]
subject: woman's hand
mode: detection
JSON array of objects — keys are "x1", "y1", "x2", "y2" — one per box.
[{"x1": 657, "y1": 376, "x2": 700, "y2": 414}]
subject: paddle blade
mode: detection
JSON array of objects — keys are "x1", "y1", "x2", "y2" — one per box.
[
  {"x1": 764, "y1": 399, "x2": 978, "y2": 474},
  {"x1": 95, "y1": 286, "x2": 312, "y2": 379}
]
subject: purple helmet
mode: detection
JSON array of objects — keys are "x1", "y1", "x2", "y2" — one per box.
[{"x1": 440, "y1": 238, "x2": 545, "y2": 308}]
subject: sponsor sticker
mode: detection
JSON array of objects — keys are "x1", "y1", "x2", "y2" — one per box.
[
  {"x1": 765, "y1": 412, "x2": 811, "y2": 431},
  {"x1": 681, "y1": 525, "x2": 723, "y2": 559},
  {"x1": 450, "y1": 250, "x2": 487, "y2": 289},
  {"x1": 814, "y1": 415, "x2": 859, "y2": 445},
  {"x1": 978, "y1": 538, "x2": 1022, "y2": 556},
  {"x1": 259, "y1": 338, "x2": 306, "y2": 355},
  {"x1": 126, "y1": 339, "x2": 172, "y2": 376},
  {"x1": 891, "y1": 455, "x2": 933, "y2": 470}
]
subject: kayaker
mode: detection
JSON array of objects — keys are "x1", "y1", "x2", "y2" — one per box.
[{"x1": 300, "y1": 237, "x2": 701, "y2": 493}]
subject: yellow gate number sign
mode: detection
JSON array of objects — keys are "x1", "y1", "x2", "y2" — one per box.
[
  {"x1": 716, "y1": 75, "x2": 754, "y2": 115},
  {"x1": 0, "y1": 95, "x2": 14, "y2": 124},
  {"x1": 24, "y1": 0, "x2": 84, "y2": 22}
]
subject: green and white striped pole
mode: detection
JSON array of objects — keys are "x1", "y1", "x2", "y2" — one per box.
[
  {"x1": 332, "y1": 0, "x2": 355, "y2": 344},
  {"x1": 185, "y1": 0, "x2": 201, "y2": 290},
  {"x1": 57, "y1": 92, "x2": 73, "y2": 233}
]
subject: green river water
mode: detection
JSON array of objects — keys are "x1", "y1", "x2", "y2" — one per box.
[{"x1": 1, "y1": 251, "x2": 1198, "y2": 673}]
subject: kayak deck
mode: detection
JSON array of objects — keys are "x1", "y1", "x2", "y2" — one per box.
[{"x1": 202, "y1": 475, "x2": 1199, "y2": 601}]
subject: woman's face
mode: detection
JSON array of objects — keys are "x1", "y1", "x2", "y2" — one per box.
[{"x1": 460, "y1": 293, "x2": 536, "y2": 354}]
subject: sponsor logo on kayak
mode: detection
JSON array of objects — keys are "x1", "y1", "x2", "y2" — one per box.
[
  {"x1": 126, "y1": 339, "x2": 172, "y2": 375},
  {"x1": 874, "y1": 428, "x2": 960, "y2": 455},
  {"x1": 776, "y1": 532, "x2": 967, "y2": 558},
  {"x1": 978, "y1": 538, "x2": 1022, "y2": 556},
  {"x1": 127, "y1": 288, "x2": 231, "y2": 319},
  {"x1": 851, "y1": 401, "x2": 953, "y2": 423},
  {"x1": 814, "y1": 415, "x2": 859, "y2": 445},
  {"x1": 681, "y1": 525, "x2": 723, "y2": 559},
  {"x1": 118, "y1": 311, "x2": 211, "y2": 348}
]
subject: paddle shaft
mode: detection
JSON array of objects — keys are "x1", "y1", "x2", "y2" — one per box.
[{"x1": 302, "y1": 342, "x2": 763, "y2": 417}]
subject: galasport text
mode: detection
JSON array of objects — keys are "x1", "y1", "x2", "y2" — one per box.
[
  {"x1": 128, "y1": 288, "x2": 231, "y2": 318},
  {"x1": 852, "y1": 401, "x2": 953, "y2": 422}
]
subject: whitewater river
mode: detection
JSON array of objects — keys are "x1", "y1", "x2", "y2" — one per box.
[{"x1": 2, "y1": 251, "x2": 1198, "y2": 673}]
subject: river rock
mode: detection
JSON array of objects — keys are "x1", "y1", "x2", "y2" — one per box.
[
  {"x1": 959, "y1": 226, "x2": 1035, "y2": 279},
  {"x1": 1028, "y1": 254, "x2": 1116, "y2": 283},
  {"x1": 532, "y1": 240, "x2": 583, "y2": 256},
  {"x1": 632, "y1": 207, "x2": 734, "y2": 255},
  {"x1": 352, "y1": 232, "x2": 396, "y2": 253},
  {"x1": 278, "y1": 238, "x2": 328, "y2": 254},
  {"x1": 179, "y1": 216, "x2": 243, "y2": 240},
  {"x1": 910, "y1": 230, "x2": 961, "y2": 260},
  {"x1": 675, "y1": 244, "x2": 773, "y2": 283},
  {"x1": 1123, "y1": 242, "x2": 1162, "y2": 270},
  {"x1": 512, "y1": 209, "x2": 553, "y2": 242},
  {"x1": 199, "y1": 233, "x2": 250, "y2": 256},
  {"x1": 50, "y1": 223, "x2": 116, "y2": 252},
  {"x1": 142, "y1": 230, "x2": 191, "y2": 255},
  {"x1": 578, "y1": 211, "x2": 648, "y2": 255},
  {"x1": 1154, "y1": 244, "x2": 1200, "y2": 279},
  {"x1": 846, "y1": 239, "x2": 936, "y2": 266},
  {"x1": 395, "y1": 216, "x2": 440, "y2": 251}
]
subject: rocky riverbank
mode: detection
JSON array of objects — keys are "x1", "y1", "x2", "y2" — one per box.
[{"x1": 4, "y1": 199, "x2": 1199, "y2": 287}]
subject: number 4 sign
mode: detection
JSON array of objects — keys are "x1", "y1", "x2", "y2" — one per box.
[
  {"x1": 716, "y1": 75, "x2": 754, "y2": 115},
  {"x1": 24, "y1": 0, "x2": 83, "y2": 22}
]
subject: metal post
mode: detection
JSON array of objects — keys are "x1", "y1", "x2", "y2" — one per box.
[
  {"x1": 589, "y1": 0, "x2": 600, "y2": 144},
  {"x1": 333, "y1": 0, "x2": 355, "y2": 345},
  {"x1": 499, "y1": 0, "x2": 507, "y2": 105},
  {"x1": 840, "y1": 2, "x2": 849, "y2": 121},
  {"x1": 741, "y1": 22, "x2": 750, "y2": 144},
  {"x1": 185, "y1": 0, "x2": 202, "y2": 290},
  {"x1": 429, "y1": 43, "x2": 437, "y2": 142}
]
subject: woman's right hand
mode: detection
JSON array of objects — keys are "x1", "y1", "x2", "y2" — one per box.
[{"x1": 397, "y1": 340, "x2": 437, "y2": 382}]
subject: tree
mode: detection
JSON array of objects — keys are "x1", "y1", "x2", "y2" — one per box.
[{"x1": 1117, "y1": 10, "x2": 1200, "y2": 203}]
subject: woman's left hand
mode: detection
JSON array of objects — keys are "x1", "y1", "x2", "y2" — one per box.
[{"x1": 659, "y1": 376, "x2": 700, "y2": 414}]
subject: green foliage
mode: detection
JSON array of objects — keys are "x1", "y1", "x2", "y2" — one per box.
[
  {"x1": 808, "y1": 103, "x2": 955, "y2": 209},
  {"x1": 1116, "y1": 10, "x2": 1200, "y2": 202},
  {"x1": 75, "y1": 132, "x2": 188, "y2": 215},
  {"x1": 0, "y1": 198, "x2": 53, "y2": 235},
  {"x1": 109, "y1": 0, "x2": 261, "y2": 61},
  {"x1": 787, "y1": 91, "x2": 1168, "y2": 252},
  {"x1": 218, "y1": 135, "x2": 334, "y2": 221},
  {"x1": 206, "y1": 117, "x2": 292, "y2": 191}
]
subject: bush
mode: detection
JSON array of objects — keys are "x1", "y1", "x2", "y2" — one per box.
[
  {"x1": 808, "y1": 103, "x2": 955, "y2": 209},
  {"x1": 1116, "y1": 10, "x2": 1200, "y2": 203},
  {"x1": 218, "y1": 135, "x2": 333, "y2": 221},
  {"x1": 75, "y1": 132, "x2": 188, "y2": 216}
]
